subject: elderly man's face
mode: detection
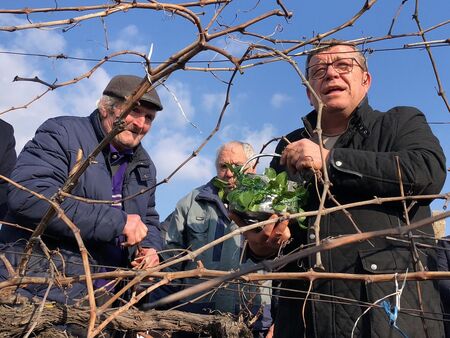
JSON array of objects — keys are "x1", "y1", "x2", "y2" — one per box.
[
  {"x1": 306, "y1": 45, "x2": 371, "y2": 117},
  {"x1": 101, "y1": 103, "x2": 156, "y2": 151},
  {"x1": 216, "y1": 144, "x2": 255, "y2": 187}
]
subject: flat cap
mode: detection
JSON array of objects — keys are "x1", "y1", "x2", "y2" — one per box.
[{"x1": 103, "y1": 75, "x2": 163, "y2": 111}]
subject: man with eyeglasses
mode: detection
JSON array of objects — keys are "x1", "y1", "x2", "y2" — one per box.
[
  {"x1": 244, "y1": 40, "x2": 446, "y2": 337},
  {"x1": 0, "y1": 75, "x2": 163, "y2": 306},
  {"x1": 160, "y1": 141, "x2": 274, "y2": 337}
]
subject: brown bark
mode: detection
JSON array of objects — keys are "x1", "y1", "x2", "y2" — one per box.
[{"x1": 0, "y1": 296, "x2": 251, "y2": 338}]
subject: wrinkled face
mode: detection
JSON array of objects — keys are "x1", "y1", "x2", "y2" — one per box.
[
  {"x1": 101, "y1": 103, "x2": 156, "y2": 151},
  {"x1": 306, "y1": 45, "x2": 371, "y2": 117},
  {"x1": 216, "y1": 144, "x2": 255, "y2": 186}
]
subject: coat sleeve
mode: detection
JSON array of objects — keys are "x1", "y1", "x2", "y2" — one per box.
[
  {"x1": 161, "y1": 192, "x2": 195, "y2": 271},
  {"x1": 328, "y1": 108, "x2": 446, "y2": 198},
  {"x1": 7, "y1": 118, "x2": 126, "y2": 242},
  {"x1": 0, "y1": 121, "x2": 17, "y2": 220},
  {"x1": 140, "y1": 167, "x2": 162, "y2": 251}
]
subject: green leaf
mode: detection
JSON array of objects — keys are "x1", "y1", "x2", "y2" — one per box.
[
  {"x1": 238, "y1": 191, "x2": 255, "y2": 209},
  {"x1": 275, "y1": 171, "x2": 287, "y2": 187},
  {"x1": 218, "y1": 165, "x2": 309, "y2": 224},
  {"x1": 264, "y1": 167, "x2": 277, "y2": 180}
]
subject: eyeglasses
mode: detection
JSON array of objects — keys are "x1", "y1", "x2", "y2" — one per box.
[
  {"x1": 306, "y1": 58, "x2": 365, "y2": 80},
  {"x1": 218, "y1": 162, "x2": 244, "y2": 171}
]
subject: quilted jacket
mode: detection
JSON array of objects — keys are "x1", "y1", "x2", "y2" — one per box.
[{"x1": 270, "y1": 98, "x2": 446, "y2": 338}]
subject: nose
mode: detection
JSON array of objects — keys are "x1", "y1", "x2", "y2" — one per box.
[
  {"x1": 324, "y1": 63, "x2": 340, "y2": 79},
  {"x1": 132, "y1": 114, "x2": 146, "y2": 130},
  {"x1": 224, "y1": 168, "x2": 234, "y2": 178}
]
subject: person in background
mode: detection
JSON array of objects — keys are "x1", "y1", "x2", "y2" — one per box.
[
  {"x1": 243, "y1": 40, "x2": 446, "y2": 337},
  {"x1": 0, "y1": 75, "x2": 163, "y2": 304},
  {"x1": 437, "y1": 235, "x2": 450, "y2": 337},
  {"x1": 162, "y1": 141, "x2": 273, "y2": 337},
  {"x1": 0, "y1": 119, "x2": 17, "y2": 221}
]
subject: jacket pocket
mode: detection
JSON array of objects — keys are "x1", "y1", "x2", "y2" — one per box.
[
  {"x1": 359, "y1": 247, "x2": 424, "y2": 274},
  {"x1": 186, "y1": 212, "x2": 210, "y2": 247},
  {"x1": 358, "y1": 248, "x2": 443, "y2": 338}
]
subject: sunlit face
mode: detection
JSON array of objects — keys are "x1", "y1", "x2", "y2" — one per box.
[
  {"x1": 216, "y1": 144, "x2": 255, "y2": 186},
  {"x1": 100, "y1": 103, "x2": 156, "y2": 151},
  {"x1": 306, "y1": 45, "x2": 371, "y2": 117}
]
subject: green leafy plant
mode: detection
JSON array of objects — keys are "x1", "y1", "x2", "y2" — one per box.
[{"x1": 213, "y1": 165, "x2": 308, "y2": 226}]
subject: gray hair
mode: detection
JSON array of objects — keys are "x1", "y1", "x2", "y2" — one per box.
[
  {"x1": 305, "y1": 39, "x2": 368, "y2": 79},
  {"x1": 215, "y1": 141, "x2": 256, "y2": 171},
  {"x1": 97, "y1": 95, "x2": 123, "y2": 116}
]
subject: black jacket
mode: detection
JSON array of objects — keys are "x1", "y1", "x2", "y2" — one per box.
[
  {"x1": 0, "y1": 119, "x2": 16, "y2": 220},
  {"x1": 437, "y1": 236, "x2": 450, "y2": 337},
  {"x1": 270, "y1": 98, "x2": 446, "y2": 337}
]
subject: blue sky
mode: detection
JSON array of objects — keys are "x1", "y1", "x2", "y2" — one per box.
[{"x1": 0, "y1": 1, "x2": 448, "y2": 233}]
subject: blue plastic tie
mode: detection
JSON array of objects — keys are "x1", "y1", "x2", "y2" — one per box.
[{"x1": 381, "y1": 300, "x2": 409, "y2": 338}]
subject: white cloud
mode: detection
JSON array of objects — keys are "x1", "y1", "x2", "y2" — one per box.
[
  {"x1": 145, "y1": 129, "x2": 214, "y2": 182},
  {"x1": 241, "y1": 124, "x2": 278, "y2": 152},
  {"x1": 20, "y1": 28, "x2": 66, "y2": 54},
  {"x1": 155, "y1": 80, "x2": 197, "y2": 129},
  {"x1": 218, "y1": 123, "x2": 278, "y2": 171},
  {"x1": 56, "y1": 57, "x2": 111, "y2": 116},
  {"x1": 270, "y1": 93, "x2": 292, "y2": 109},
  {"x1": 0, "y1": 51, "x2": 63, "y2": 152},
  {"x1": 202, "y1": 92, "x2": 226, "y2": 114},
  {"x1": 109, "y1": 24, "x2": 148, "y2": 53},
  {"x1": 0, "y1": 15, "x2": 66, "y2": 54}
]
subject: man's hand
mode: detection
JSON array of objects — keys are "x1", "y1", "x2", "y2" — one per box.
[
  {"x1": 230, "y1": 213, "x2": 291, "y2": 258},
  {"x1": 280, "y1": 139, "x2": 329, "y2": 174},
  {"x1": 131, "y1": 247, "x2": 159, "y2": 269},
  {"x1": 122, "y1": 214, "x2": 148, "y2": 247}
]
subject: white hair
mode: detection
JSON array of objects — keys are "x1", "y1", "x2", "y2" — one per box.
[
  {"x1": 97, "y1": 95, "x2": 123, "y2": 116},
  {"x1": 215, "y1": 141, "x2": 256, "y2": 171}
]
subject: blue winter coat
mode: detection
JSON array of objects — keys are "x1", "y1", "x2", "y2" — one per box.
[{"x1": 0, "y1": 111, "x2": 161, "y2": 303}]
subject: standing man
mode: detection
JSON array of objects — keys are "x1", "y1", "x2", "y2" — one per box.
[
  {"x1": 0, "y1": 75, "x2": 163, "y2": 303},
  {"x1": 0, "y1": 119, "x2": 16, "y2": 221},
  {"x1": 162, "y1": 141, "x2": 273, "y2": 336},
  {"x1": 437, "y1": 235, "x2": 450, "y2": 337},
  {"x1": 245, "y1": 40, "x2": 446, "y2": 337}
]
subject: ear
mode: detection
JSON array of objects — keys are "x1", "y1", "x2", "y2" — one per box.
[
  {"x1": 306, "y1": 88, "x2": 315, "y2": 108},
  {"x1": 362, "y1": 71, "x2": 372, "y2": 89},
  {"x1": 98, "y1": 102, "x2": 109, "y2": 119},
  {"x1": 306, "y1": 88, "x2": 314, "y2": 107}
]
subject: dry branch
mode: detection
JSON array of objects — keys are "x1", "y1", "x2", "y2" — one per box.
[{"x1": 0, "y1": 296, "x2": 251, "y2": 338}]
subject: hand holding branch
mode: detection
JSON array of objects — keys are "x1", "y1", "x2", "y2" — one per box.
[
  {"x1": 122, "y1": 214, "x2": 148, "y2": 247},
  {"x1": 281, "y1": 139, "x2": 329, "y2": 173}
]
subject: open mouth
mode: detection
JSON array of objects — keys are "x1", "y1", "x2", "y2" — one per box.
[{"x1": 323, "y1": 86, "x2": 345, "y2": 95}]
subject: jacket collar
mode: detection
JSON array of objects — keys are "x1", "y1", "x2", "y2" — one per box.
[
  {"x1": 196, "y1": 178, "x2": 230, "y2": 220},
  {"x1": 301, "y1": 96, "x2": 372, "y2": 142}
]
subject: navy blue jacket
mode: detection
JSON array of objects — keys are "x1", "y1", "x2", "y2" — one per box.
[
  {"x1": 0, "y1": 119, "x2": 16, "y2": 220},
  {"x1": 1, "y1": 111, "x2": 161, "y2": 286}
]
